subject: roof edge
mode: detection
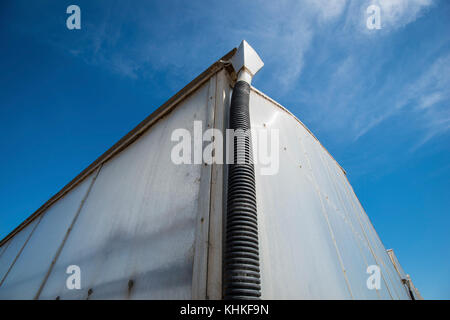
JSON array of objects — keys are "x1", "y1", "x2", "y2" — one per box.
[
  {"x1": 250, "y1": 86, "x2": 347, "y2": 176},
  {"x1": 0, "y1": 48, "x2": 237, "y2": 247}
]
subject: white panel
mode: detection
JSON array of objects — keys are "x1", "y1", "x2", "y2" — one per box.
[
  {"x1": 250, "y1": 92, "x2": 351, "y2": 299},
  {"x1": 327, "y1": 161, "x2": 392, "y2": 299},
  {"x1": 0, "y1": 219, "x2": 39, "y2": 283},
  {"x1": 206, "y1": 70, "x2": 231, "y2": 299},
  {"x1": 249, "y1": 89, "x2": 410, "y2": 299},
  {"x1": 301, "y1": 133, "x2": 379, "y2": 299},
  {"x1": 38, "y1": 80, "x2": 211, "y2": 300},
  {"x1": 0, "y1": 241, "x2": 10, "y2": 258},
  {"x1": 334, "y1": 168, "x2": 394, "y2": 299},
  {"x1": 0, "y1": 173, "x2": 95, "y2": 299},
  {"x1": 345, "y1": 187, "x2": 410, "y2": 299}
]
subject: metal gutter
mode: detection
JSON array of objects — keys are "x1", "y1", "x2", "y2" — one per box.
[{"x1": 0, "y1": 48, "x2": 237, "y2": 248}]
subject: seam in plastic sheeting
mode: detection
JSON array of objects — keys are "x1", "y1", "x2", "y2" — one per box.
[
  {"x1": 361, "y1": 210, "x2": 404, "y2": 299},
  {"x1": 339, "y1": 172, "x2": 401, "y2": 299},
  {"x1": 34, "y1": 166, "x2": 102, "y2": 299},
  {"x1": 340, "y1": 173, "x2": 394, "y2": 298},
  {"x1": 365, "y1": 213, "x2": 408, "y2": 297},
  {"x1": 316, "y1": 141, "x2": 385, "y2": 298},
  {"x1": 349, "y1": 186, "x2": 404, "y2": 299},
  {"x1": 0, "y1": 215, "x2": 43, "y2": 287},
  {"x1": 192, "y1": 76, "x2": 216, "y2": 299},
  {"x1": 206, "y1": 70, "x2": 230, "y2": 300},
  {"x1": 318, "y1": 146, "x2": 383, "y2": 299},
  {"x1": 0, "y1": 240, "x2": 11, "y2": 259},
  {"x1": 0, "y1": 49, "x2": 237, "y2": 250},
  {"x1": 299, "y1": 137, "x2": 354, "y2": 299},
  {"x1": 302, "y1": 133, "x2": 372, "y2": 297},
  {"x1": 205, "y1": 75, "x2": 218, "y2": 299}
]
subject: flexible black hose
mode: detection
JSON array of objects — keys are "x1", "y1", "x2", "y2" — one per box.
[{"x1": 224, "y1": 80, "x2": 261, "y2": 299}]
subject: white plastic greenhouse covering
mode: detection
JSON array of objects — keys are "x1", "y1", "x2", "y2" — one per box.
[
  {"x1": 250, "y1": 89, "x2": 413, "y2": 300},
  {"x1": 0, "y1": 47, "x2": 418, "y2": 300}
]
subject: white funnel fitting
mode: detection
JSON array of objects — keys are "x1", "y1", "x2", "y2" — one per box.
[{"x1": 230, "y1": 40, "x2": 264, "y2": 85}]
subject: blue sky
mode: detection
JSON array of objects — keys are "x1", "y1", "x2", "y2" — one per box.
[{"x1": 0, "y1": 0, "x2": 449, "y2": 299}]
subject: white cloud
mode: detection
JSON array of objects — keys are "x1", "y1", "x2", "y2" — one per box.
[
  {"x1": 341, "y1": 0, "x2": 434, "y2": 34},
  {"x1": 354, "y1": 54, "x2": 450, "y2": 149},
  {"x1": 304, "y1": 0, "x2": 348, "y2": 21},
  {"x1": 375, "y1": 0, "x2": 434, "y2": 29},
  {"x1": 246, "y1": 0, "x2": 434, "y2": 91},
  {"x1": 43, "y1": 0, "x2": 443, "y2": 151},
  {"x1": 418, "y1": 92, "x2": 444, "y2": 110},
  {"x1": 238, "y1": 0, "x2": 350, "y2": 91},
  {"x1": 411, "y1": 116, "x2": 450, "y2": 151},
  {"x1": 55, "y1": 0, "x2": 435, "y2": 89}
]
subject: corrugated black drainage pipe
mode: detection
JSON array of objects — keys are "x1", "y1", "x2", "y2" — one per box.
[{"x1": 224, "y1": 80, "x2": 261, "y2": 300}]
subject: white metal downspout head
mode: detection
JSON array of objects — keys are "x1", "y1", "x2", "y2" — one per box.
[{"x1": 230, "y1": 40, "x2": 264, "y2": 85}]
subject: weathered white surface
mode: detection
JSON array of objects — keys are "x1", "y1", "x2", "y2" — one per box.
[
  {"x1": 206, "y1": 70, "x2": 231, "y2": 299},
  {"x1": 0, "y1": 67, "x2": 413, "y2": 300},
  {"x1": 0, "y1": 78, "x2": 213, "y2": 300},
  {"x1": 0, "y1": 174, "x2": 95, "y2": 299},
  {"x1": 0, "y1": 219, "x2": 39, "y2": 284},
  {"x1": 249, "y1": 88, "x2": 410, "y2": 299},
  {"x1": 37, "y1": 80, "x2": 211, "y2": 300},
  {"x1": 0, "y1": 241, "x2": 9, "y2": 258}
]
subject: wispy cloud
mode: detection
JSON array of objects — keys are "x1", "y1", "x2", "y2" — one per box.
[
  {"x1": 393, "y1": 54, "x2": 450, "y2": 150},
  {"x1": 25, "y1": 0, "x2": 445, "y2": 153},
  {"x1": 263, "y1": 0, "x2": 442, "y2": 151},
  {"x1": 418, "y1": 92, "x2": 445, "y2": 110},
  {"x1": 374, "y1": 0, "x2": 434, "y2": 29},
  {"x1": 54, "y1": 0, "x2": 436, "y2": 90},
  {"x1": 349, "y1": 53, "x2": 450, "y2": 148},
  {"x1": 338, "y1": 0, "x2": 435, "y2": 37}
]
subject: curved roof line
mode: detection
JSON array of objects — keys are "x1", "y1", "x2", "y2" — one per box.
[{"x1": 249, "y1": 86, "x2": 347, "y2": 176}]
